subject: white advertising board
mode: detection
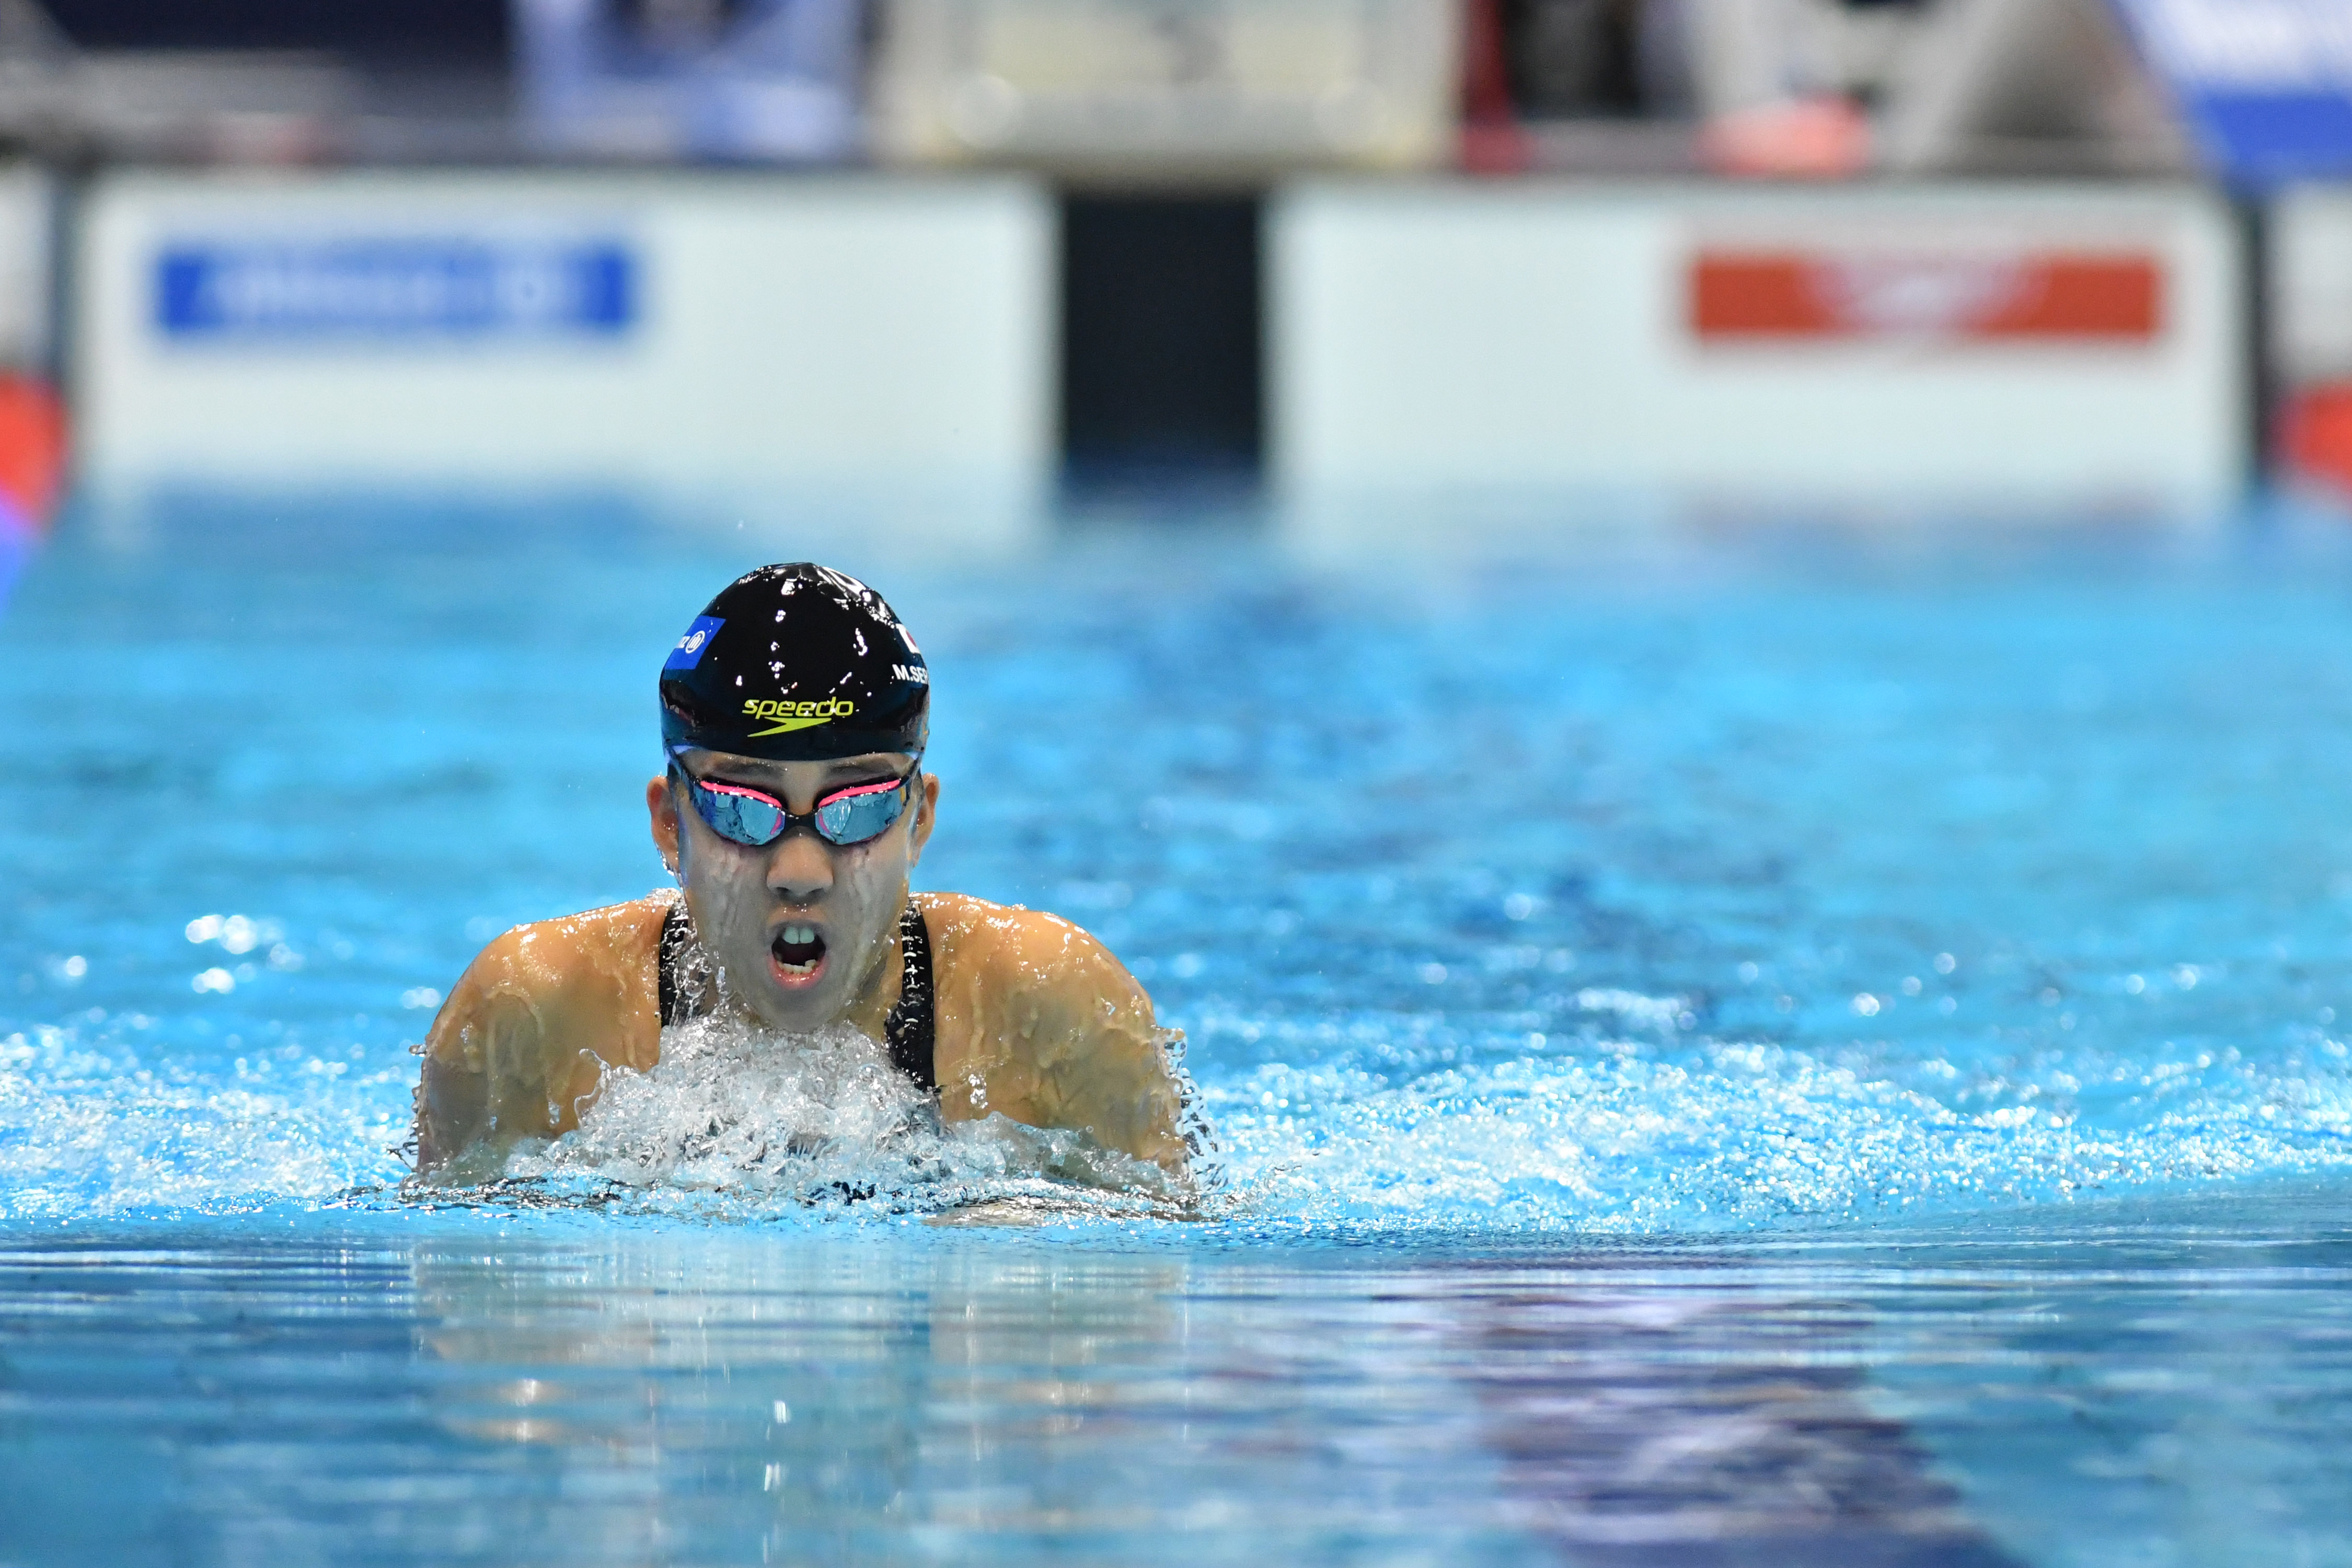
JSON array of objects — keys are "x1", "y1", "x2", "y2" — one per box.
[
  {"x1": 1271, "y1": 180, "x2": 2245, "y2": 527},
  {"x1": 0, "y1": 163, "x2": 51, "y2": 373},
  {"x1": 77, "y1": 171, "x2": 1054, "y2": 538},
  {"x1": 2272, "y1": 182, "x2": 2352, "y2": 383}
]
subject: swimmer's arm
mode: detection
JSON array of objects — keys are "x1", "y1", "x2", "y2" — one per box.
[
  {"x1": 973, "y1": 916, "x2": 1191, "y2": 1173},
  {"x1": 410, "y1": 930, "x2": 609, "y2": 1178}
]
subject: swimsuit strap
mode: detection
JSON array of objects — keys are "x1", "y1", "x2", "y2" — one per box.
[
  {"x1": 885, "y1": 899, "x2": 938, "y2": 1093},
  {"x1": 657, "y1": 900, "x2": 696, "y2": 1026}
]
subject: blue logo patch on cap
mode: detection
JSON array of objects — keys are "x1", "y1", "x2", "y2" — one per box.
[{"x1": 665, "y1": 616, "x2": 724, "y2": 671}]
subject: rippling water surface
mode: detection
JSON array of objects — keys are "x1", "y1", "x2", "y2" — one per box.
[{"x1": 4, "y1": 497, "x2": 2351, "y2": 1563}]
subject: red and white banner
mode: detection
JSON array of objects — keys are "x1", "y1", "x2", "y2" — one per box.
[{"x1": 1691, "y1": 251, "x2": 2165, "y2": 343}]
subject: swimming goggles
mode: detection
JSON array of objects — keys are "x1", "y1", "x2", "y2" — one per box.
[{"x1": 669, "y1": 752, "x2": 920, "y2": 849}]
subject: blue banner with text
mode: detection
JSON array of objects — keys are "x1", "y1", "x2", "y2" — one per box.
[
  {"x1": 156, "y1": 239, "x2": 637, "y2": 340},
  {"x1": 2115, "y1": 0, "x2": 2352, "y2": 188}
]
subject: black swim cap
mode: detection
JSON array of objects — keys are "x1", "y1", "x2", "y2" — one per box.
[{"x1": 659, "y1": 563, "x2": 929, "y2": 762}]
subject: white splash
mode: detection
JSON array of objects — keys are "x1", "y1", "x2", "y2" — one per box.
[{"x1": 497, "y1": 1017, "x2": 1201, "y2": 1220}]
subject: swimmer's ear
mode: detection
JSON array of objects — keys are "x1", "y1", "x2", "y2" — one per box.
[
  {"x1": 647, "y1": 776, "x2": 682, "y2": 877},
  {"x1": 908, "y1": 771, "x2": 940, "y2": 863}
]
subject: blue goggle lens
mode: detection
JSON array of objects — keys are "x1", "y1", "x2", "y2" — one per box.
[
  {"x1": 686, "y1": 772, "x2": 909, "y2": 848},
  {"x1": 811, "y1": 782, "x2": 909, "y2": 845}
]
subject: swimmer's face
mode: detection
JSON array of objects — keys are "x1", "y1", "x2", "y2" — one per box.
[{"x1": 645, "y1": 750, "x2": 939, "y2": 1033}]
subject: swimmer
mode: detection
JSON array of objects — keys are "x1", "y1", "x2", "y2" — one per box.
[{"x1": 412, "y1": 563, "x2": 1193, "y2": 1181}]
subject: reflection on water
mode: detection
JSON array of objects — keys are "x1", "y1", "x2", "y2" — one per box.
[
  {"x1": 5, "y1": 1188, "x2": 2347, "y2": 1567},
  {"x1": 1456, "y1": 1282, "x2": 2015, "y2": 1566}
]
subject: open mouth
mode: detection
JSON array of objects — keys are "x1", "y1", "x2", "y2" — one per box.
[{"x1": 769, "y1": 922, "x2": 827, "y2": 987}]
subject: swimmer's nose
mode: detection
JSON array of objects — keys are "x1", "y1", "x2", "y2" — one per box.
[{"x1": 764, "y1": 829, "x2": 835, "y2": 902}]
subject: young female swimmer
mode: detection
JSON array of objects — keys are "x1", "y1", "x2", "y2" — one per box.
[{"x1": 411, "y1": 563, "x2": 1193, "y2": 1179}]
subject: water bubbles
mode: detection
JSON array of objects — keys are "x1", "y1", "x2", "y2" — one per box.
[
  {"x1": 493, "y1": 1017, "x2": 1197, "y2": 1219},
  {"x1": 1852, "y1": 994, "x2": 1881, "y2": 1017},
  {"x1": 1502, "y1": 893, "x2": 1538, "y2": 921},
  {"x1": 1575, "y1": 988, "x2": 1688, "y2": 1031},
  {"x1": 2125, "y1": 973, "x2": 2147, "y2": 995},
  {"x1": 1900, "y1": 976, "x2": 1922, "y2": 996},
  {"x1": 185, "y1": 914, "x2": 281, "y2": 954},
  {"x1": 1934, "y1": 953, "x2": 1958, "y2": 975},
  {"x1": 191, "y1": 968, "x2": 235, "y2": 995},
  {"x1": 1169, "y1": 953, "x2": 1204, "y2": 979},
  {"x1": 400, "y1": 988, "x2": 442, "y2": 1011},
  {"x1": 1418, "y1": 963, "x2": 1447, "y2": 985}
]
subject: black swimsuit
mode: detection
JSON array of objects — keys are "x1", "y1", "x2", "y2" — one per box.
[{"x1": 655, "y1": 900, "x2": 937, "y2": 1093}]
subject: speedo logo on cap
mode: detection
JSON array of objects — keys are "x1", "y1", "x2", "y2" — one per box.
[{"x1": 744, "y1": 697, "x2": 856, "y2": 737}]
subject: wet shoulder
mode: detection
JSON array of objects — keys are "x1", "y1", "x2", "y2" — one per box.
[
  {"x1": 916, "y1": 892, "x2": 1148, "y2": 1016},
  {"x1": 427, "y1": 893, "x2": 671, "y2": 1070}
]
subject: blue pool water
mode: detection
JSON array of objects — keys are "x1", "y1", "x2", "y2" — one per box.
[{"x1": 3, "y1": 496, "x2": 2351, "y2": 1563}]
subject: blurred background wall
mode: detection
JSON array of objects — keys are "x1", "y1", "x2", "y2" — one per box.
[{"x1": 3, "y1": 0, "x2": 2352, "y2": 535}]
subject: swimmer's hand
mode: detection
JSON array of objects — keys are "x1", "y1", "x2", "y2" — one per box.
[{"x1": 923, "y1": 898, "x2": 1202, "y2": 1181}]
